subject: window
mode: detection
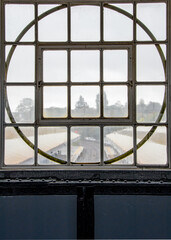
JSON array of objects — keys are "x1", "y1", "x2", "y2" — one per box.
[{"x1": 1, "y1": 0, "x2": 170, "y2": 170}]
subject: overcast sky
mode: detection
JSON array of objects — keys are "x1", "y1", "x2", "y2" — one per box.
[{"x1": 5, "y1": 3, "x2": 166, "y2": 113}]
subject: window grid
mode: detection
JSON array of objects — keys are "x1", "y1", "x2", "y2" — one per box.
[{"x1": 1, "y1": 0, "x2": 169, "y2": 168}]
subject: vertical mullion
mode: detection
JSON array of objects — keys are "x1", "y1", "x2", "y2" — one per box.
[
  {"x1": 0, "y1": 1, "x2": 5, "y2": 168},
  {"x1": 34, "y1": 3, "x2": 38, "y2": 166},
  {"x1": 133, "y1": 1, "x2": 137, "y2": 166},
  {"x1": 68, "y1": 50, "x2": 71, "y2": 165},
  {"x1": 167, "y1": 0, "x2": 171, "y2": 168},
  {"x1": 100, "y1": 49, "x2": 103, "y2": 118},
  {"x1": 100, "y1": 49, "x2": 104, "y2": 165},
  {"x1": 68, "y1": 3, "x2": 71, "y2": 166},
  {"x1": 100, "y1": 125, "x2": 103, "y2": 166},
  {"x1": 67, "y1": 125, "x2": 71, "y2": 165},
  {"x1": 100, "y1": 2, "x2": 103, "y2": 43},
  {"x1": 68, "y1": 3, "x2": 71, "y2": 43}
]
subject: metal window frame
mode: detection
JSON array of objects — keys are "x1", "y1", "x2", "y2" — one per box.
[{"x1": 0, "y1": 0, "x2": 170, "y2": 175}]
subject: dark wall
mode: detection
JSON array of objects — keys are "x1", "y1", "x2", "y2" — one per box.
[
  {"x1": 95, "y1": 195, "x2": 171, "y2": 239},
  {"x1": 0, "y1": 195, "x2": 77, "y2": 239},
  {"x1": 1, "y1": 194, "x2": 171, "y2": 239}
]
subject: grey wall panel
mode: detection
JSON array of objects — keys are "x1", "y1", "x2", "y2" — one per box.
[
  {"x1": 95, "y1": 195, "x2": 171, "y2": 239},
  {"x1": 0, "y1": 195, "x2": 76, "y2": 239}
]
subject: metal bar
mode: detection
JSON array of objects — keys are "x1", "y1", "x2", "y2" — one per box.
[
  {"x1": 133, "y1": 2, "x2": 137, "y2": 165},
  {"x1": 68, "y1": 3, "x2": 71, "y2": 43},
  {"x1": 67, "y1": 125, "x2": 71, "y2": 165},
  {"x1": 34, "y1": 3, "x2": 39, "y2": 166},
  {"x1": 5, "y1": 40, "x2": 168, "y2": 45},
  {"x1": 4, "y1": 81, "x2": 168, "y2": 86},
  {"x1": 36, "y1": 81, "x2": 130, "y2": 86},
  {"x1": 167, "y1": 0, "x2": 171, "y2": 168},
  {"x1": 0, "y1": 2, "x2": 5, "y2": 168},
  {"x1": 37, "y1": 41, "x2": 167, "y2": 47},
  {"x1": 2, "y1": 0, "x2": 168, "y2": 4},
  {"x1": 77, "y1": 187, "x2": 94, "y2": 240},
  {"x1": 100, "y1": 125, "x2": 103, "y2": 165},
  {"x1": 4, "y1": 122, "x2": 168, "y2": 127}
]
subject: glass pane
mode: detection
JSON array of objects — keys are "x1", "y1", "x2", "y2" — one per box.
[
  {"x1": 38, "y1": 4, "x2": 60, "y2": 15},
  {"x1": 71, "y1": 6, "x2": 100, "y2": 41},
  {"x1": 137, "y1": 126, "x2": 167, "y2": 165},
  {"x1": 104, "y1": 7, "x2": 133, "y2": 41},
  {"x1": 103, "y1": 50, "x2": 128, "y2": 82},
  {"x1": 43, "y1": 51, "x2": 67, "y2": 82},
  {"x1": 38, "y1": 127, "x2": 67, "y2": 165},
  {"x1": 71, "y1": 86, "x2": 100, "y2": 118},
  {"x1": 71, "y1": 50, "x2": 100, "y2": 82},
  {"x1": 136, "y1": 86, "x2": 165, "y2": 123},
  {"x1": 103, "y1": 86, "x2": 128, "y2": 117},
  {"x1": 110, "y1": 4, "x2": 133, "y2": 15},
  {"x1": 38, "y1": 7, "x2": 67, "y2": 41},
  {"x1": 6, "y1": 46, "x2": 35, "y2": 82},
  {"x1": 6, "y1": 86, "x2": 35, "y2": 123},
  {"x1": 137, "y1": 45, "x2": 165, "y2": 81},
  {"x1": 137, "y1": 3, "x2": 166, "y2": 41},
  {"x1": 71, "y1": 126, "x2": 100, "y2": 163},
  {"x1": 5, "y1": 127, "x2": 34, "y2": 165},
  {"x1": 104, "y1": 126, "x2": 133, "y2": 165},
  {"x1": 5, "y1": 4, "x2": 34, "y2": 42},
  {"x1": 43, "y1": 86, "x2": 67, "y2": 118}
]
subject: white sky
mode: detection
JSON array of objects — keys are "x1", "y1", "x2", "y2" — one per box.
[{"x1": 5, "y1": 3, "x2": 167, "y2": 113}]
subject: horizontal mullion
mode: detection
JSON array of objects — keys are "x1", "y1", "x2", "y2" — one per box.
[
  {"x1": 5, "y1": 41, "x2": 168, "y2": 47},
  {"x1": 136, "y1": 164, "x2": 169, "y2": 169},
  {"x1": 38, "y1": 119, "x2": 134, "y2": 126},
  {"x1": 41, "y1": 82, "x2": 129, "y2": 86},
  {"x1": 5, "y1": 122, "x2": 168, "y2": 127},
  {"x1": 135, "y1": 122, "x2": 168, "y2": 126},
  {"x1": 135, "y1": 41, "x2": 168, "y2": 45},
  {"x1": 135, "y1": 81, "x2": 167, "y2": 85},
  {"x1": 5, "y1": 82, "x2": 36, "y2": 86},
  {"x1": 5, "y1": 42, "x2": 36, "y2": 45},
  {"x1": 39, "y1": 42, "x2": 133, "y2": 48},
  {"x1": 3, "y1": 0, "x2": 167, "y2": 4},
  {"x1": 4, "y1": 123, "x2": 36, "y2": 127},
  {"x1": 5, "y1": 41, "x2": 167, "y2": 46}
]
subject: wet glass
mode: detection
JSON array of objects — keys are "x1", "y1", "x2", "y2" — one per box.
[
  {"x1": 104, "y1": 126, "x2": 133, "y2": 165},
  {"x1": 71, "y1": 126, "x2": 100, "y2": 163},
  {"x1": 137, "y1": 45, "x2": 165, "y2": 81},
  {"x1": 6, "y1": 86, "x2": 35, "y2": 123},
  {"x1": 71, "y1": 6, "x2": 100, "y2": 41},
  {"x1": 103, "y1": 50, "x2": 128, "y2": 82},
  {"x1": 43, "y1": 86, "x2": 67, "y2": 118},
  {"x1": 6, "y1": 46, "x2": 35, "y2": 82},
  {"x1": 103, "y1": 86, "x2": 128, "y2": 118},
  {"x1": 43, "y1": 50, "x2": 67, "y2": 82},
  {"x1": 71, "y1": 86, "x2": 100, "y2": 118},
  {"x1": 71, "y1": 50, "x2": 100, "y2": 82},
  {"x1": 38, "y1": 127, "x2": 67, "y2": 165},
  {"x1": 137, "y1": 126, "x2": 167, "y2": 165},
  {"x1": 136, "y1": 85, "x2": 165, "y2": 123},
  {"x1": 137, "y1": 3, "x2": 166, "y2": 41},
  {"x1": 5, "y1": 4, "x2": 34, "y2": 42},
  {"x1": 5, "y1": 127, "x2": 34, "y2": 165}
]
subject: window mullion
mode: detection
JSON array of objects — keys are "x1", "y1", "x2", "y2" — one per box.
[
  {"x1": 0, "y1": 2, "x2": 5, "y2": 168},
  {"x1": 167, "y1": 0, "x2": 171, "y2": 168}
]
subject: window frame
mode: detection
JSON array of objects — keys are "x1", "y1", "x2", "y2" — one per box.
[{"x1": 0, "y1": 0, "x2": 170, "y2": 176}]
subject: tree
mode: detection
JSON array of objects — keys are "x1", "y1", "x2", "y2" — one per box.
[
  {"x1": 16, "y1": 98, "x2": 34, "y2": 122},
  {"x1": 75, "y1": 95, "x2": 89, "y2": 110}
]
